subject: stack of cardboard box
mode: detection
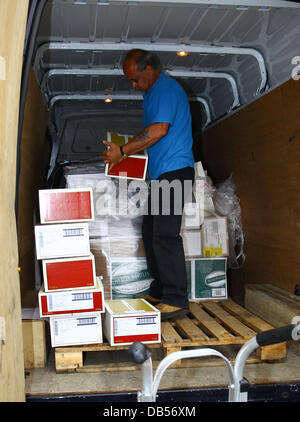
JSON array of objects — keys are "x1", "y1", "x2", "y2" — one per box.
[
  {"x1": 34, "y1": 187, "x2": 161, "y2": 348},
  {"x1": 181, "y1": 162, "x2": 229, "y2": 301},
  {"x1": 34, "y1": 188, "x2": 105, "y2": 347}
]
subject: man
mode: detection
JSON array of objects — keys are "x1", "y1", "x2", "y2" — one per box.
[{"x1": 102, "y1": 49, "x2": 194, "y2": 320}]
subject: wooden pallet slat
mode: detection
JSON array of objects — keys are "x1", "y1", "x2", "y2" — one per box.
[
  {"x1": 161, "y1": 321, "x2": 182, "y2": 344},
  {"x1": 189, "y1": 302, "x2": 234, "y2": 341},
  {"x1": 221, "y1": 299, "x2": 274, "y2": 332},
  {"x1": 202, "y1": 301, "x2": 256, "y2": 340},
  {"x1": 173, "y1": 315, "x2": 209, "y2": 342}
]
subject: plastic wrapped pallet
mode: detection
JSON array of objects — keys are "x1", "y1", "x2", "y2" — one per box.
[{"x1": 64, "y1": 162, "x2": 148, "y2": 238}]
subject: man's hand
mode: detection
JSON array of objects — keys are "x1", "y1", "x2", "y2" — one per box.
[{"x1": 102, "y1": 140, "x2": 123, "y2": 171}]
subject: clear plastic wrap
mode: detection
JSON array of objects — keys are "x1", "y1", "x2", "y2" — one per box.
[
  {"x1": 213, "y1": 174, "x2": 246, "y2": 269},
  {"x1": 64, "y1": 163, "x2": 149, "y2": 238}
]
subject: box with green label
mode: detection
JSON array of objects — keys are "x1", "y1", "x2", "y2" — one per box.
[
  {"x1": 187, "y1": 257, "x2": 227, "y2": 300},
  {"x1": 110, "y1": 257, "x2": 153, "y2": 300}
]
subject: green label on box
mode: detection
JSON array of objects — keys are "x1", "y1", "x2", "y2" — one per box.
[
  {"x1": 187, "y1": 258, "x2": 227, "y2": 300},
  {"x1": 111, "y1": 258, "x2": 153, "y2": 300}
]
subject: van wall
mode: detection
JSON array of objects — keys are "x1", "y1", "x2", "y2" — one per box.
[
  {"x1": 0, "y1": 0, "x2": 29, "y2": 402},
  {"x1": 202, "y1": 77, "x2": 300, "y2": 304},
  {"x1": 18, "y1": 68, "x2": 49, "y2": 298}
]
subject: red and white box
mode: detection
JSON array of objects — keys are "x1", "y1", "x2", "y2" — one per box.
[
  {"x1": 35, "y1": 222, "x2": 90, "y2": 260},
  {"x1": 105, "y1": 155, "x2": 148, "y2": 180},
  {"x1": 38, "y1": 277, "x2": 104, "y2": 317},
  {"x1": 103, "y1": 299, "x2": 161, "y2": 346},
  {"x1": 49, "y1": 312, "x2": 103, "y2": 347},
  {"x1": 42, "y1": 255, "x2": 97, "y2": 292},
  {"x1": 39, "y1": 188, "x2": 94, "y2": 224}
]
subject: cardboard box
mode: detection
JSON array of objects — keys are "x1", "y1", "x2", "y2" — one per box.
[
  {"x1": 187, "y1": 257, "x2": 227, "y2": 300},
  {"x1": 104, "y1": 299, "x2": 160, "y2": 346},
  {"x1": 42, "y1": 254, "x2": 97, "y2": 292},
  {"x1": 22, "y1": 318, "x2": 47, "y2": 369},
  {"x1": 49, "y1": 312, "x2": 103, "y2": 347},
  {"x1": 35, "y1": 222, "x2": 90, "y2": 260},
  {"x1": 181, "y1": 229, "x2": 202, "y2": 257},
  {"x1": 202, "y1": 217, "x2": 229, "y2": 257},
  {"x1": 105, "y1": 154, "x2": 148, "y2": 180},
  {"x1": 39, "y1": 277, "x2": 105, "y2": 317},
  {"x1": 182, "y1": 202, "x2": 203, "y2": 229},
  {"x1": 39, "y1": 188, "x2": 94, "y2": 224},
  {"x1": 110, "y1": 257, "x2": 153, "y2": 300}
]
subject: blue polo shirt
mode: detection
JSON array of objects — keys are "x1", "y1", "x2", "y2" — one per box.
[{"x1": 142, "y1": 72, "x2": 194, "y2": 180}]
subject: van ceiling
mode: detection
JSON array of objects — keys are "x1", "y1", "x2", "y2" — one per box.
[{"x1": 31, "y1": 0, "x2": 300, "y2": 166}]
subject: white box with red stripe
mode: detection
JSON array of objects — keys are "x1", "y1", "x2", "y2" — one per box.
[{"x1": 104, "y1": 299, "x2": 161, "y2": 346}]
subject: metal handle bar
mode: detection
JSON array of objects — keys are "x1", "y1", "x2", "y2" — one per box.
[
  {"x1": 152, "y1": 348, "x2": 236, "y2": 402},
  {"x1": 130, "y1": 342, "x2": 235, "y2": 402},
  {"x1": 233, "y1": 324, "x2": 300, "y2": 401}
]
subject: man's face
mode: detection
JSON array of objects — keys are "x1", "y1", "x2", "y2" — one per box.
[{"x1": 123, "y1": 59, "x2": 153, "y2": 93}]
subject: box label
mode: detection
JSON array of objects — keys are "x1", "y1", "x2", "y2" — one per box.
[
  {"x1": 110, "y1": 259, "x2": 153, "y2": 300},
  {"x1": 194, "y1": 258, "x2": 227, "y2": 299},
  {"x1": 47, "y1": 291, "x2": 94, "y2": 312},
  {"x1": 203, "y1": 247, "x2": 223, "y2": 257},
  {"x1": 203, "y1": 218, "x2": 228, "y2": 255},
  {"x1": 113, "y1": 314, "x2": 159, "y2": 343},
  {"x1": 53, "y1": 314, "x2": 101, "y2": 345}
]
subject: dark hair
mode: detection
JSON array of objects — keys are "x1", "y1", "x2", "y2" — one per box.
[{"x1": 123, "y1": 49, "x2": 162, "y2": 72}]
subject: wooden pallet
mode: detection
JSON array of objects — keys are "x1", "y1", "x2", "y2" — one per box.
[{"x1": 55, "y1": 299, "x2": 287, "y2": 373}]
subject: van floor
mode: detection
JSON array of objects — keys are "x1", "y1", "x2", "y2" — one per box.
[{"x1": 25, "y1": 344, "x2": 300, "y2": 402}]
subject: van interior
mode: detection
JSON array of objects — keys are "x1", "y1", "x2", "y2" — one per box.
[{"x1": 13, "y1": 0, "x2": 300, "y2": 401}]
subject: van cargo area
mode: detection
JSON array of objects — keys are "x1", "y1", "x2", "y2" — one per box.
[{"x1": 1, "y1": 0, "x2": 300, "y2": 404}]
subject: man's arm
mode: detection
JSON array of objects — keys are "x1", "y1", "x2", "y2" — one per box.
[{"x1": 102, "y1": 122, "x2": 169, "y2": 170}]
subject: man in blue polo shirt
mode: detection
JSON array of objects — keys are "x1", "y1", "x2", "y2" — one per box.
[{"x1": 103, "y1": 49, "x2": 194, "y2": 320}]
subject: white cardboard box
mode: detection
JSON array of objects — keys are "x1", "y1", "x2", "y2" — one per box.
[
  {"x1": 181, "y1": 229, "x2": 203, "y2": 257},
  {"x1": 104, "y1": 299, "x2": 161, "y2": 346},
  {"x1": 39, "y1": 188, "x2": 94, "y2": 224},
  {"x1": 42, "y1": 254, "x2": 97, "y2": 292},
  {"x1": 49, "y1": 312, "x2": 103, "y2": 347},
  {"x1": 202, "y1": 217, "x2": 229, "y2": 257},
  {"x1": 35, "y1": 222, "x2": 90, "y2": 260},
  {"x1": 182, "y1": 202, "x2": 203, "y2": 229},
  {"x1": 39, "y1": 277, "x2": 105, "y2": 317}
]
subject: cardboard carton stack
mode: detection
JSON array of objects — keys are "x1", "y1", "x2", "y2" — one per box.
[
  {"x1": 182, "y1": 162, "x2": 229, "y2": 301},
  {"x1": 35, "y1": 188, "x2": 105, "y2": 347}
]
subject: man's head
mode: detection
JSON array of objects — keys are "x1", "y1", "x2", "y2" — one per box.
[{"x1": 123, "y1": 49, "x2": 161, "y2": 93}]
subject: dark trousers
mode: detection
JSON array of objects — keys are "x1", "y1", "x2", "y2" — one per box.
[{"x1": 142, "y1": 166, "x2": 195, "y2": 308}]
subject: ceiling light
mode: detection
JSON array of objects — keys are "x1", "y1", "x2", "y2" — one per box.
[
  {"x1": 177, "y1": 50, "x2": 189, "y2": 57},
  {"x1": 104, "y1": 98, "x2": 112, "y2": 103}
]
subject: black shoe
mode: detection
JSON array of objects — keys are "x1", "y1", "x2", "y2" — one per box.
[
  {"x1": 156, "y1": 303, "x2": 189, "y2": 321},
  {"x1": 135, "y1": 293, "x2": 161, "y2": 305}
]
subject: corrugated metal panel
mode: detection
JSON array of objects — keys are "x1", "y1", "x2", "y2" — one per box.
[{"x1": 32, "y1": 0, "x2": 300, "y2": 166}]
